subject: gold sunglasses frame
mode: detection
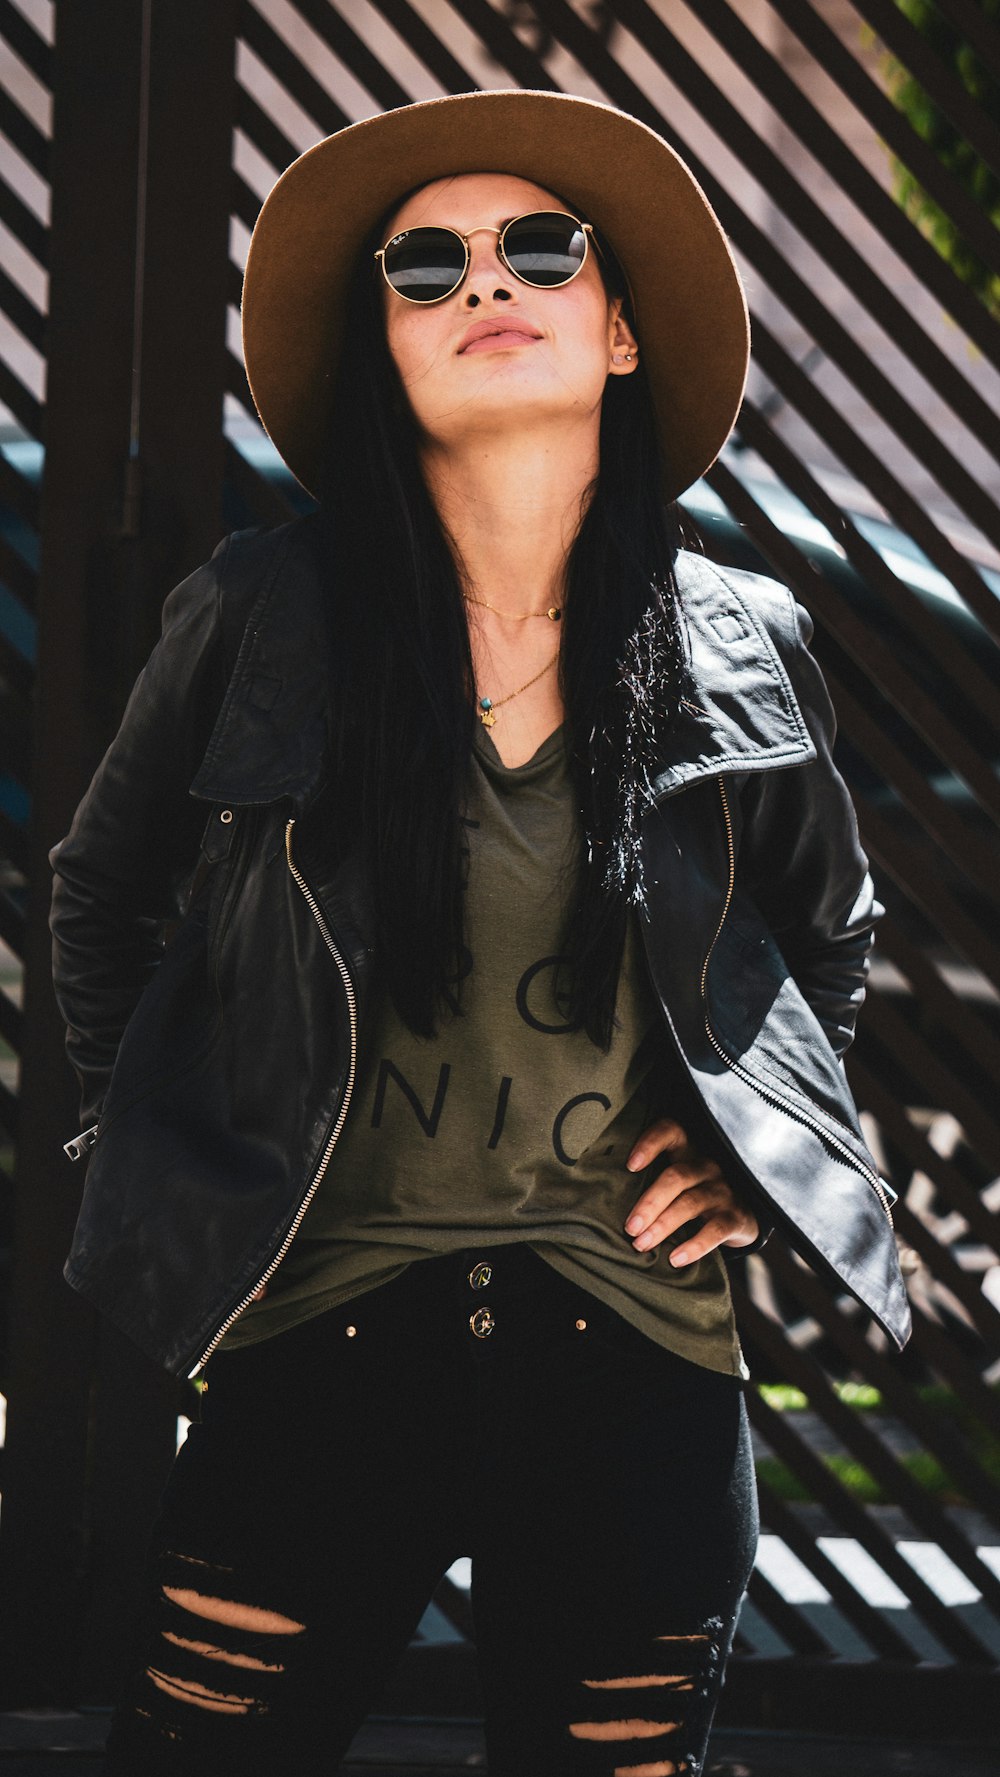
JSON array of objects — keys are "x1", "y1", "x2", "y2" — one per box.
[{"x1": 374, "y1": 210, "x2": 597, "y2": 305}]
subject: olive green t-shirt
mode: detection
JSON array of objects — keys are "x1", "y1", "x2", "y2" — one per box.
[{"x1": 221, "y1": 722, "x2": 746, "y2": 1377}]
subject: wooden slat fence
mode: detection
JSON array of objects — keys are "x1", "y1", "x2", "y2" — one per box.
[
  {"x1": 0, "y1": 0, "x2": 48, "y2": 1386},
  {"x1": 0, "y1": 0, "x2": 997, "y2": 1731}
]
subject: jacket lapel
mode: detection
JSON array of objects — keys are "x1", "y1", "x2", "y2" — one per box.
[
  {"x1": 188, "y1": 524, "x2": 816, "y2": 810},
  {"x1": 649, "y1": 551, "x2": 816, "y2": 800},
  {"x1": 189, "y1": 518, "x2": 332, "y2": 811}
]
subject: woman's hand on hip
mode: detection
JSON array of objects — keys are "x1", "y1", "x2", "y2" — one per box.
[{"x1": 623, "y1": 1118, "x2": 759, "y2": 1264}]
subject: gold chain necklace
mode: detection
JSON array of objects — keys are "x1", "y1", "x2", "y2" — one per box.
[
  {"x1": 477, "y1": 648, "x2": 560, "y2": 728},
  {"x1": 464, "y1": 593, "x2": 562, "y2": 622}
]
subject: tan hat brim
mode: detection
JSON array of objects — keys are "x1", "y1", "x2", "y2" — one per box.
[{"x1": 241, "y1": 89, "x2": 750, "y2": 503}]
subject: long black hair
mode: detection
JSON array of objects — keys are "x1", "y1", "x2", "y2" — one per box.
[{"x1": 313, "y1": 212, "x2": 697, "y2": 1047}]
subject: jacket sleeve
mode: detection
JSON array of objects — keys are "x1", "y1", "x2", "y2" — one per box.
[
  {"x1": 49, "y1": 538, "x2": 234, "y2": 1132},
  {"x1": 735, "y1": 586, "x2": 883, "y2": 1063}
]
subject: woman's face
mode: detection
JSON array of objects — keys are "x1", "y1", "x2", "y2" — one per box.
[{"x1": 379, "y1": 172, "x2": 637, "y2": 451}]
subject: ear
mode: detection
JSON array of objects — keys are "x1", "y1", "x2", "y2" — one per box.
[{"x1": 607, "y1": 299, "x2": 640, "y2": 377}]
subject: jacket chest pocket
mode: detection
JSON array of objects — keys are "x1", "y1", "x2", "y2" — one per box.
[{"x1": 202, "y1": 806, "x2": 258, "y2": 967}]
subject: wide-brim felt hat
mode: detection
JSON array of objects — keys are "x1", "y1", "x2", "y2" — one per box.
[{"x1": 241, "y1": 89, "x2": 750, "y2": 503}]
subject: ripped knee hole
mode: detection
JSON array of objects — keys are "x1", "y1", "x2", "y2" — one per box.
[{"x1": 161, "y1": 1586, "x2": 305, "y2": 1637}]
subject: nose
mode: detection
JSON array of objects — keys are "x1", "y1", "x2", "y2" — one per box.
[{"x1": 461, "y1": 227, "x2": 515, "y2": 309}]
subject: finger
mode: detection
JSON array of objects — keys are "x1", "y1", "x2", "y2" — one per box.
[
  {"x1": 670, "y1": 1205, "x2": 760, "y2": 1265},
  {"x1": 669, "y1": 1213, "x2": 749, "y2": 1266},
  {"x1": 626, "y1": 1118, "x2": 689, "y2": 1173},
  {"x1": 630, "y1": 1183, "x2": 732, "y2": 1249},
  {"x1": 625, "y1": 1165, "x2": 727, "y2": 1235}
]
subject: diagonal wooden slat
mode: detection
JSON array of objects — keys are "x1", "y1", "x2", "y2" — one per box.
[
  {"x1": 0, "y1": 1073, "x2": 18, "y2": 1141},
  {"x1": 706, "y1": 451, "x2": 1000, "y2": 832},
  {"x1": 0, "y1": 261, "x2": 45, "y2": 356},
  {"x1": 365, "y1": 0, "x2": 480, "y2": 96},
  {"x1": 231, "y1": 165, "x2": 264, "y2": 237},
  {"x1": 0, "y1": 980, "x2": 22, "y2": 1054},
  {"x1": 0, "y1": 85, "x2": 50, "y2": 182},
  {"x1": 848, "y1": 1050, "x2": 1000, "y2": 1276},
  {"x1": 754, "y1": 1472, "x2": 927, "y2": 1661},
  {"x1": 869, "y1": 920, "x2": 1000, "y2": 1092},
  {"x1": 765, "y1": 0, "x2": 1000, "y2": 299},
  {"x1": 0, "y1": 449, "x2": 40, "y2": 535},
  {"x1": 862, "y1": 989, "x2": 1000, "y2": 1173},
  {"x1": 0, "y1": 884, "x2": 25, "y2": 959},
  {"x1": 739, "y1": 1315, "x2": 996, "y2": 1663},
  {"x1": 531, "y1": 0, "x2": 1000, "y2": 548},
  {"x1": 745, "y1": 1566, "x2": 834, "y2": 1657},
  {"x1": 905, "y1": 1302, "x2": 1000, "y2": 1437},
  {"x1": 236, "y1": 83, "x2": 302, "y2": 182},
  {"x1": 0, "y1": 0, "x2": 53, "y2": 88},
  {"x1": 741, "y1": 317, "x2": 1000, "y2": 661},
  {"x1": 821, "y1": 665, "x2": 999, "y2": 901},
  {"x1": 0, "y1": 353, "x2": 42, "y2": 445},
  {"x1": 884, "y1": 1201, "x2": 1000, "y2": 1353},
  {"x1": 764, "y1": 1241, "x2": 1000, "y2": 1525},
  {"x1": 740, "y1": 1284, "x2": 1000, "y2": 1631},
  {"x1": 699, "y1": 0, "x2": 1000, "y2": 311},
  {"x1": 858, "y1": 0, "x2": 1000, "y2": 178},
  {"x1": 239, "y1": 1, "x2": 351, "y2": 137},
  {"x1": 396, "y1": 0, "x2": 559, "y2": 92},
  {"x1": 279, "y1": 0, "x2": 414, "y2": 111},
  {"x1": 859, "y1": 798, "x2": 1000, "y2": 1000},
  {"x1": 932, "y1": 0, "x2": 1000, "y2": 84},
  {"x1": 0, "y1": 171, "x2": 47, "y2": 271}
]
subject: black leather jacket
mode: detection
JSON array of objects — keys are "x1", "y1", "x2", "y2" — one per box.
[{"x1": 50, "y1": 514, "x2": 911, "y2": 1377}]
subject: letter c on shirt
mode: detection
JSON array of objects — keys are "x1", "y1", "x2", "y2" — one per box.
[{"x1": 552, "y1": 1093, "x2": 612, "y2": 1166}]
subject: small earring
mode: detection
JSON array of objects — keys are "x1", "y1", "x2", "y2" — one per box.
[{"x1": 625, "y1": 352, "x2": 635, "y2": 361}]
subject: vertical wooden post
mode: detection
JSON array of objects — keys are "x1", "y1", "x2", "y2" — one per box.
[{"x1": 0, "y1": 0, "x2": 240, "y2": 1703}]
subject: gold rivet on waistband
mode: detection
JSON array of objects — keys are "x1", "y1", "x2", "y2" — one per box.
[
  {"x1": 220, "y1": 808, "x2": 234, "y2": 824},
  {"x1": 345, "y1": 1325, "x2": 357, "y2": 1338},
  {"x1": 575, "y1": 1318, "x2": 587, "y2": 1331}
]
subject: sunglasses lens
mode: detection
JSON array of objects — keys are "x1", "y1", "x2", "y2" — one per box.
[
  {"x1": 381, "y1": 227, "x2": 466, "y2": 302},
  {"x1": 502, "y1": 212, "x2": 588, "y2": 286}
]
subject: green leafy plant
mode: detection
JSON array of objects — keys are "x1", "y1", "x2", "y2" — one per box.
[
  {"x1": 754, "y1": 1378, "x2": 1000, "y2": 1504},
  {"x1": 875, "y1": 0, "x2": 1000, "y2": 317}
]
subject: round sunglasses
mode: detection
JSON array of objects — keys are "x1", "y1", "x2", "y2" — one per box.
[{"x1": 375, "y1": 209, "x2": 596, "y2": 305}]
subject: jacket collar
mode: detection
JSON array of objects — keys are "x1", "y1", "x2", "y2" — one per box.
[
  {"x1": 650, "y1": 550, "x2": 815, "y2": 800},
  {"x1": 190, "y1": 523, "x2": 814, "y2": 810},
  {"x1": 190, "y1": 517, "x2": 332, "y2": 811}
]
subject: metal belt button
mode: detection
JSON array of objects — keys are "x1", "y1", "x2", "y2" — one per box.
[
  {"x1": 470, "y1": 1306, "x2": 496, "y2": 1339},
  {"x1": 468, "y1": 1261, "x2": 493, "y2": 1290}
]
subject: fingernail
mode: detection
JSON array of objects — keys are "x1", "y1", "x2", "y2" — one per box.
[
  {"x1": 625, "y1": 1215, "x2": 643, "y2": 1233},
  {"x1": 671, "y1": 1248, "x2": 689, "y2": 1266},
  {"x1": 633, "y1": 1232, "x2": 653, "y2": 1251},
  {"x1": 626, "y1": 1154, "x2": 642, "y2": 1172}
]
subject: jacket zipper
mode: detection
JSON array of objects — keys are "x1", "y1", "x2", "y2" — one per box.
[
  {"x1": 188, "y1": 816, "x2": 359, "y2": 1374},
  {"x1": 703, "y1": 776, "x2": 894, "y2": 1227}
]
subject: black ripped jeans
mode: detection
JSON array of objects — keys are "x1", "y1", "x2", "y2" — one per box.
[{"x1": 103, "y1": 1245, "x2": 758, "y2": 1777}]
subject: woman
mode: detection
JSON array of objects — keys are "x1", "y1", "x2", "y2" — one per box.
[{"x1": 51, "y1": 91, "x2": 909, "y2": 1775}]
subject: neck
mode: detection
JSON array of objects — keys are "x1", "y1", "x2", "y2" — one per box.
[{"x1": 420, "y1": 423, "x2": 599, "y2": 609}]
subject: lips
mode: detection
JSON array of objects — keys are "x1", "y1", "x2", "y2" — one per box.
[{"x1": 458, "y1": 317, "x2": 543, "y2": 353}]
